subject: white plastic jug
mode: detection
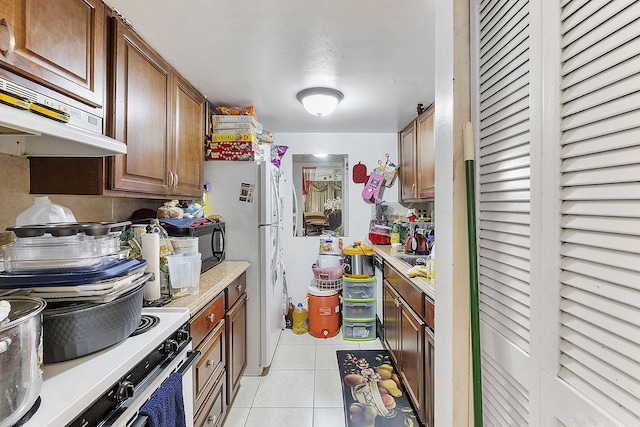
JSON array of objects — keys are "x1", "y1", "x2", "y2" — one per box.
[{"x1": 16, "y1": 196, "x2": 77, "y2": 226}]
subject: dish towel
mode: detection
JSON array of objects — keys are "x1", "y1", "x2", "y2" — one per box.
[{"x1": 139, "y1": 372, "x2": 186, "y2": 427}]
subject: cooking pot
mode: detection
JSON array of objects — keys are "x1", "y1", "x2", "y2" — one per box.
[
  {"x1": 343, "y1": 242, "x2": 374, "y2": 278},
  {"x1": 0, "y1": 296, "x2": 46, "y2": 427},
  {"x1": 42, "y1": 282, "x2": 144, "y2": 363}
]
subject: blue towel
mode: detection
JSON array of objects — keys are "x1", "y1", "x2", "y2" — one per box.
[{"x1": 139, "y1": 372, "x2": 186, "y2": 427}]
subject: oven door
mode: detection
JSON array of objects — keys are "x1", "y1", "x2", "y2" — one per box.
[{"x1": 108, "y1": 346, "x2": 200, "y2": 427}]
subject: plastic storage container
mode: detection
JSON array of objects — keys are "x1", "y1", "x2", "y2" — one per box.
[
  {"x1": 307, "y1": 286, "x2": 340, "y2": 338},
  {"x1": 292, "y1": 303, "x2": 308, "y2": 335},
  {"x1": 15, "y1": 196, "x2": 76, "y2": 226},
  {"x1": 342, "y1": 299, "x2": 376, "y2": 319},
  {"x1": 166, "y1": 252, "x2": 201, "y2": 296},
  {"x1": 343, "y1": 319, "x2": 376, "y2": 341},
  {"x1": 342, "y1": 276, "x2": 376, "y2": 299}
]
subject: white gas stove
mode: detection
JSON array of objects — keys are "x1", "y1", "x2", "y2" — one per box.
[{"x1": 18, "y1": 306, "x2": 193, "y2": 427}]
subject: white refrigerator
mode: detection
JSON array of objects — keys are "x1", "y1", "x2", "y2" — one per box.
[{"x1": 204, "y1": 158, "x2": 285, "y2": 376}]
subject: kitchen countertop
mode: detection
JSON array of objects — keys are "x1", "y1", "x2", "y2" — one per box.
[
  {"x1": 163, "y1": 260, "x2": 250, "y2": 316},
  {"x1": 373, "y1": 245, "x2": 435, "y2": 301}
]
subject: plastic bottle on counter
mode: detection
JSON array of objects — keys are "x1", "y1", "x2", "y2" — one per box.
[
  {"x1": 16, "y1": 196, "x2": 77, "y2": 226},
  {"x1": 390, "y1": 223, "x2": 400, "y2": 244},
  {"x1": 292, "y1": 303, "x2": 308, "y2": 335}
]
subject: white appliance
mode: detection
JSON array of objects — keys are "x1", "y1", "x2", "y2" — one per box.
[
  {"x1": 205, "y1": 157, "x2": 284, "y2": 376},
  {"x1": 21, "y1": 307, "x2": 195, "y2": 427}
]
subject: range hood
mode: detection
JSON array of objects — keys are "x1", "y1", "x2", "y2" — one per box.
[
  {"x1": 0, "y1": 77, "x2": 126, "y2": 157},
  {"x1": 0, "y1": 101, "x2": 127, "y2": 157}
]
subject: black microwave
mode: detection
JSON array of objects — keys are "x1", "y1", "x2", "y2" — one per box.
[{"x1": 165, "y1": 222, "x2": 225, "y2": 273}]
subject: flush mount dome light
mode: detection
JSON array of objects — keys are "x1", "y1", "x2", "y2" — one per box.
[{"x1": 296, "y1": 87, "x2": 344, "y2": 117}]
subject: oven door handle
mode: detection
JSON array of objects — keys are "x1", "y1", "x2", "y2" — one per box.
[
  {"x1": 129, "y1": 415, "x2": 148, "y2": 427},
  {"x1": 177, "y1": 350, "x2": 201, "y2": 376}
]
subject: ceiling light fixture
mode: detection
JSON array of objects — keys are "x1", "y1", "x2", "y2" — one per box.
[{"x1": 296, "y1": 87, "x2": 344, "y2": 117}]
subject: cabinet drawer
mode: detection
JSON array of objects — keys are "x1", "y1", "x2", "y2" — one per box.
[
  {"x1": 194, "y1": 369, "x2": 227, "y2": 427},
  {"x1": 384, "y1": 264, "x2": 424, "y2": 315},
  {"x1": 424, "y1": 296, "x2": 435, "y2": 331},
  {"x1": 225, "y1": 273, "x2": 246, "y2": 309},
  {"x1": 195, "y1": 320, "x2": 225, "y2": 409},
  {"x1": 343, "y1": 299, "x2": 376, "y2": 319},
  {"x1": 191, "y1": 293, "x2": 225, "y2": 348}
]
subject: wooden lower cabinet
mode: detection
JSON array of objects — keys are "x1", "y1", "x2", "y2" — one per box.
[
  {"x1": 383, "y1": 282, "x2": 401, "y2": 364},
  {"x1": 189, "y1": 272, "x2": 248, "y2": 425},
  {"x1": 383, "y1": 263, "x2": 433, "y2": 426},
  {"x1": 400, "y1": 300, "x2": 425, "y2": 422},
  {"x1": 424, "y1": 325, "x2": 435, "y2": 427},
  {"x1": 191, "y1": 294, "x2": 227, "y2": 426},
  {"x1": 225, "y1": 292, "x2": 247, "y2": 405}
]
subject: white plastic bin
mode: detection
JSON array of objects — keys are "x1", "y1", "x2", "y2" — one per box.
[{"x1": 166, "y1": 252, "x2": 201, "y2": 296}]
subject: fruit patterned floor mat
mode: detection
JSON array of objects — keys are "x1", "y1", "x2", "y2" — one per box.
[{"x1": 336, "y1": 350, "x2": 421, "y2": 427}]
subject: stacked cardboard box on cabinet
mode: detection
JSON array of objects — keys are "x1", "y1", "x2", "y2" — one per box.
[{"x1": 207, "y1": 115, "x2": 261, "y2": 161}]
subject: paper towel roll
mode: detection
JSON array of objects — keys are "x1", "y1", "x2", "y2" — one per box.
[{"x1": 141, "y1": 233, "x2": 161, "y2": 301}]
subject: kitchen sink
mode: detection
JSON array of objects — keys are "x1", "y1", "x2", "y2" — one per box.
[{"x1": 396, "y1": 255, "x2": 430, "y2": 267}]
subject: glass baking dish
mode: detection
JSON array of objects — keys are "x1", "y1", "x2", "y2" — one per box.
[{"x1": 2, "y1": 234, "x2": 127, "y2": 273}]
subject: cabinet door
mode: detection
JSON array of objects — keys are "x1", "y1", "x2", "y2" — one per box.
[
  {"x1": 399, "y1": 301, "x2": 425, "y2": 424},
  {"x1": 383, "y1": 281, "x2": 401, "y2": 366},
  {"x1": 399, "y1": 121, "x2": 417, "y2": 202},
  {"x1": 110, "y1": 18, "x2": 171, "y2": 195},
  {"x1": 171, "y1": 74, "x2": 204, "y2": 198},
  {"x1": 424, "y1": 326, "x2": 435, "y2": 427},
  {"x1": 416, "y1": 107, "x2": 435, "y2": 200},
  {"x1": 0, "y1": 0, "x2": 105, "y2": 108},
  {"x1": 225, "y1": 292, "x2": 247, "y2": 405}
]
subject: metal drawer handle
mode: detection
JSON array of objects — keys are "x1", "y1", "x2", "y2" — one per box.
[
  {"x1": 207, "y1": 414, "x2": 217, "y2": 424},
  {"x1": 1, "y1": 18, "x2": 15, "y2": 58},
  {"x1": 236, "y1": 284, "x2": 243, "y2": 292},
  {"x1": 206, "y1": 359, "x2": 215, "y2": 367},
  {"x1": 174, "y1": 171, "x2": 178, "y2": 187},
  {"x1": 394, "y1": 298, "x2": 401, "y2": 308},
  {"x1": 207, "y1": 313, "x2": 215, "y2": 322}
]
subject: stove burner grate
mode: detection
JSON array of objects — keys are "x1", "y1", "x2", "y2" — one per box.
[{"x1": 130, "y1": 315, "x2": 159, "y2": 336}]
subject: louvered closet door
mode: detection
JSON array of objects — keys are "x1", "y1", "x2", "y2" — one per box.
[
  {"x1": 475, "y1": 0, "x2": 533, "y2": 425},
  {"x1": 551, "y1": 1, "x2": 640, "y2": 425}
]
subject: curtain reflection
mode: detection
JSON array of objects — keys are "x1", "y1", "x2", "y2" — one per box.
[
  {"x1": 304, "y1": 181, "x2": 342, "y2": 213},
  {"x1": 304, "y1": 181, "x2": 342, "y2": 235}
]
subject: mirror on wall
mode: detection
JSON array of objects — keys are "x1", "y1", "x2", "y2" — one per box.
[{"x1": 292, "y1": 154, "x2": 349, "y2": 237}]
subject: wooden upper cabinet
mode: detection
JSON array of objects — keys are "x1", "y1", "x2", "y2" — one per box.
[
  {"x1": 172, "y1": 75, "x2": 205, "y2": 197},
  {"x1": 398, "y1": 104, "x2": 435, "y2": 203},
  {"x1": 399, "y1": 120, "x2": 418, "y2": 201},
  {"x1": 0, "y1": 0, "x2": 105, "y2": 108},
  {"x1": 416, "y1": 106, "x2": 435, "y2": 199},
  {"x1": 110, "y1": 18, "x2": 172, "y2": 195}
]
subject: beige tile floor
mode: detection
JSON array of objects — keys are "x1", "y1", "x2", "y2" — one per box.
[{"x1": 222, "y1": 329, "x2": 384, "y2": 427}]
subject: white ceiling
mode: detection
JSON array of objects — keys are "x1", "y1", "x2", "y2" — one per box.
[{"x1": 103, "y1": 1, "x2": 435, "y2": 134}]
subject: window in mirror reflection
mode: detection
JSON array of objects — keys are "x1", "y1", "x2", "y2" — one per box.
[{"x1": 292, "y1": 154, "x2": 349, "y2": 237}]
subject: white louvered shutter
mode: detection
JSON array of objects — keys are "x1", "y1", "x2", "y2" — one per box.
[
  {"x1": 554, "y1": 0, "x2": 640, "y2": 425},
  {"x1": 475, "y1": 0, "x2": 532, "y2": 425}
]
